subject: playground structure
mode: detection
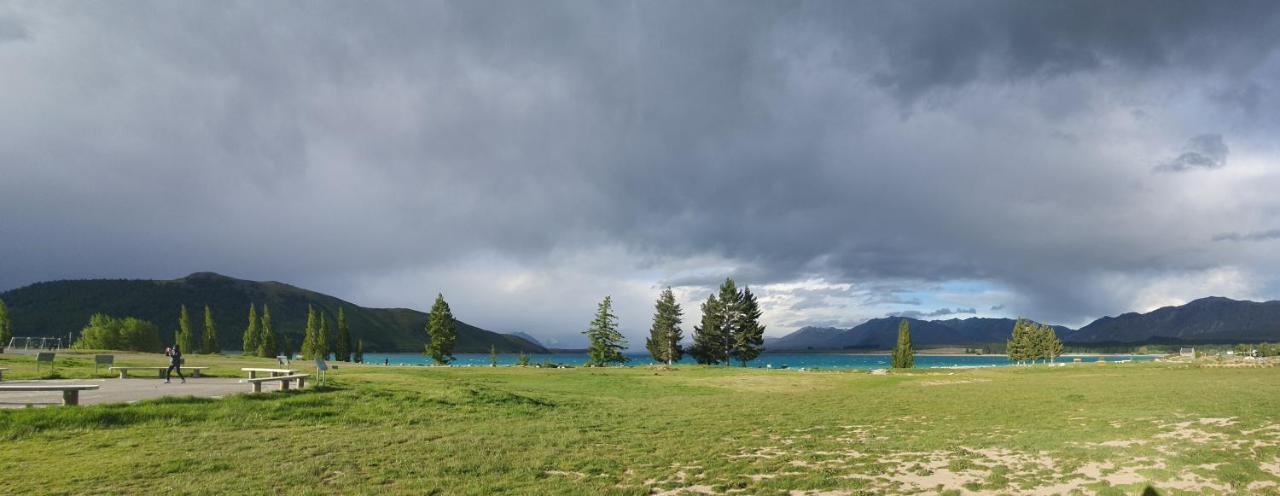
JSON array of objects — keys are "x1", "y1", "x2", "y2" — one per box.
[{"x1": 4, "y1": 337, "x2": 67, "y2": 354}]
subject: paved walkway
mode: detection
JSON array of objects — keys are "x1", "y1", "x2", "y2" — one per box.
[{"x1": 0, "y1": 378, "x2": 292, "y2": 408}]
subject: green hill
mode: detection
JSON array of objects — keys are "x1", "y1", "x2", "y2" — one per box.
[{"x1": 0, "y1": 272, "x2": 547, "y2": 354}]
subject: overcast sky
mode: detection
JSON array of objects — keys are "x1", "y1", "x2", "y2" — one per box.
[{"x1": 3, "y1": 1, "x2": 1280, "y2": 347}]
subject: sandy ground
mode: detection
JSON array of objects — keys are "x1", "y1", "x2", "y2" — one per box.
[{"x1": 0, "y1": 378, "x2": 294, "y2": 408}]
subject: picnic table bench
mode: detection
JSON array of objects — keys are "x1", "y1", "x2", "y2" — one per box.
[
  {"x1": 241, "y1": 368, "x2": 298, "y2": 379},
  {"x1": 0, "y1": 384, "x2": 99, "y2": 406},
  {"x1": 244, "y1": 374, "x2": 310, "y2": 393},
  {"x1": 109, "y1": 366, "x2": 209, "y2": 378}
]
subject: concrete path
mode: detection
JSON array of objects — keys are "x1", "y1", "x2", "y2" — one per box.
[{"x1": 0, "y1": 378, "x2": 293, "y2": 408}]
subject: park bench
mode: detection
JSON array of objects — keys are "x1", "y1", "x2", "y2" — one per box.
[
  {"x1": 241, "y1": 368, "x2": 297, "y2": 379},
  {"x1": 0, "y1": 368, "x2": 7, "y2": 381},
  {"x1": 0, "y1": 384, "x2": 99, "y2": 406},
  {"x1": 244, "y1": 373, "x2": 309, "y2": 393},
  {"x1": 108, "y1": 366, "x2": 209, "y2": 378}
]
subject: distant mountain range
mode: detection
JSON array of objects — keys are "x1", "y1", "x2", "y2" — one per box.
[
  {"x1": 767, "y1": 297, "x2": 1280, "y2": 350},
  {"x1": 0, "y1": 272, "x2": 548, "y2": 354}
]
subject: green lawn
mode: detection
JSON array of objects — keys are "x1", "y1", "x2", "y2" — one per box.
[{"x1": 1, "y1": 352, "x2": 1278, "y2": 495}]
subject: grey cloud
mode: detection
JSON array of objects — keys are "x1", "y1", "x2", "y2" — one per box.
[
  {"x1": 0, "y1": 16, "x2": 27, "y2": 43},
  {"x1": 1213, "y1": 230, "x2": 1280, "y2": 242},
  {"x1": 890, "y1": 307, "x2": 977, "y2": 319},
  {"x1": 1156, "y1": 134, "x2": 1229, "y2": 172},
  {"x1": 3, "y1": 1, "x2": 1280, "y2": 337},
  {"x1": 990, "y1": 304, "x2": 1005, "y2": 311}
]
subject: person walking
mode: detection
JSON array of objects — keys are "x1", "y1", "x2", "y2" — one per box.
[{"x1": 165, "y1": 344, "x2": 186, "y2": 383}]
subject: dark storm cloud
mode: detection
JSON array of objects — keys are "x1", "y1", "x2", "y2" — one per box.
[
  {"x1": 3, "y1": 1, "x2": 1280, "y2": 338},
  {"x1": 1156, "y1": 134, "x2": 1230, "y2": 172}
]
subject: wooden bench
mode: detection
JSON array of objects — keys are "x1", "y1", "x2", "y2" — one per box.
[
  {"x1": 0, "y1": 384, "x2": 99, "y2": 406},
  {"x1": 109, "y1": 366, "x2": 210, "y2": 378},
  {"x1": 244, "y1": 374, "x2": 309, "y2": 393},
  {"x1": 0, "y1": 368, "x2": 7, "y2": 382},
  {"x1": 241, "y1": 368, "x2": 298, "y2": 379}
]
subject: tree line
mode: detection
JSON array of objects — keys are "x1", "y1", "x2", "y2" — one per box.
[{"x1": 420, "y1": 278, "x2": 767, "y2": 367}]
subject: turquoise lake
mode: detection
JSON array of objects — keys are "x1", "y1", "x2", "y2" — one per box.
[{"x1": 358, "y1": 352, "x2": 1158, "y2": 369}]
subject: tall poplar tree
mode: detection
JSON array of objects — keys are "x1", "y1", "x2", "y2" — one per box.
[
  {"x1": 583, "y1": 296, "x2": 627, "y2": 366},
  {"x1": 891, "y1": 319, "x2": 914, "y2": 368},
  {"x1": 425, "y1": 294, "x2": 457, "y2": 365},
  {"x1": 355, "y1": 339, "x2": 364, "y2": 363},
  {"x1": 242, "y1": 304, "x2": 259, "y2": 354},
  {"x1": 176, "y1": 305, "x2": 195, "y2": 352},
  {"x1": 690, "y1": 294, "x2": 724, "y2": 364},
  {"x1": 202, "y1": 305, "x2": 219, "y2": 354},
  {"x1": 645, "y1": 287, "x2": 684, "y2": 365},
  {"x1": 301, "y1": 305, "x2": 318, "y2": 359},
  {"x1": 0, "y1": 298, "x2": 12, "y2": 348},
  {"x1": 336, "y1": 307, "x2": 352, "y2": 362},
  {"x1": 317, "y1": 312, "x2": 330, "y2": 361},
  {"x1": 732, "y1": 287, "x2": 766, "y2": 366},
  {"x1": 258, "y1": 304, "x2": 276, "y2": 358}
]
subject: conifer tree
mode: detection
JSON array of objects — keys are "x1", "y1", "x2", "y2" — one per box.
[
  {"x1": 425, "y1": 294, "x2": 457, "y2": 365},
  {"x1": 202, "y1": 305, "x2": 219, "y2": 354},
  {"x1": 258, "y1": 304, "x2": 276, "y2": 358},
  {"x1": 0, "y1": 298, "x2": 12, "y2": 348},
  {"x1": 176, "y1": 305, "x2": 195, "y2": 353},
  {"x1": 517, "y1": 350, "x2": 530, "y2": 366},
  {"x1": 891, "y1": 319, "x2": 914, "y2": 368},
  {"x1": 1007, "y1": 319, "x2": 1030, "y2": 364},
  {"x1": 690, "y1": 294, "x2": 724, "y2": 364},
  {"x1": 490, "y1": 344, "x2": 498, "y2": 367},
  {"x1": 242, "y1": 303, "x2": 259, "y2": 354},
  {"x1": 646, "y1": 287, "x2": 684, "y2": 365},
  {"x1": 732, "y1": 287, "x2": 766, "y2": 367},
  {"x1": 715, "y1": 278, "x2": 742, "y2": 364},
  {"x1": 1041, "y1": 324, "x2": 1063, "y2": 363},
  {"x1": 317, "y1": 312, "x2": 330, "y2": 361},
  {"x1": 583, "y1": 296, "x2": 627, "y2": 366},
  {"x1": 355, "y1": 339, "x2": 364, "y2": 363},
  {"x1": 301, "y1": 305, "x2": 318, "y2": 359},
  {"x1": 336, "y1": 307, "x2": 352, "y2": 362}
]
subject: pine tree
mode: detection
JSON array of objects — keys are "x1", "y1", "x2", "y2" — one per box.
[
  {"x1": 202, "y1": 305, "x2": 219, "y2": 354},
  {"x1": 335, "y1": 307, "x2": 352, "y2": 362},
  {"x1": 1007, "y1": 318, "x2": 1036, "y2": 365},
  {"x1": 425, "y1": 294, "x2": 457, "y2": 365},
  {"x1": 732, "y1": 287, "x2": 766, "y2": 367},
  {"x1": 242, "y1": 303, "x2": 259, "y2": 354},
  {"x1": 583, "y1": 296, "x2": 627, "y2": 366},
  {"x1": 355, "y1": 339, "x2": 364, "y2": 363},
  {"x1": 690, "y1": 294, "x2": 724, "y2": 364},
  {"x1": 258, "y1": 304, "x2": 276, "y2": 358},
  {"x1": 301, "y1": 305, "x2": 318, "y2": 359},
  {"x1": 645, "y1": 287, "x2": 684, "y2": 365},
  {"x1": 0, "y1": 297, "x2": 12, "y2": 348},
  {"x1": 517, "y1": 350, "x2": 530, "y2": 366},
  {"x1": 715, "y1": 278, "x2": 742, "y2": 365},
  {"x1": 1042, "y1": 324, "x2": 1063, "y2": 363},
  {"x1": 490, "y1": 344, "x2": 498, "y2": 367},
  {"x1": 176, "y1": 305, "x2": 195, "y2": 353},
  {"x1": 891, "y1": 319, "x2": 914, "y2": 368},
  {"x1": 317, "y1": 312, "x2": 330, "y2": 361}
]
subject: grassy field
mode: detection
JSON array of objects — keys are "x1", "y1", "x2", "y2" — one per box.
[{"x1": 1, "y1": 351, "x2": 1279, "y2": 495}]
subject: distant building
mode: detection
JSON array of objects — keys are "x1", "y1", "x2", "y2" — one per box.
[{"x1": 1179, "y1": 347, "x2": 1195, "y2": 358}]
